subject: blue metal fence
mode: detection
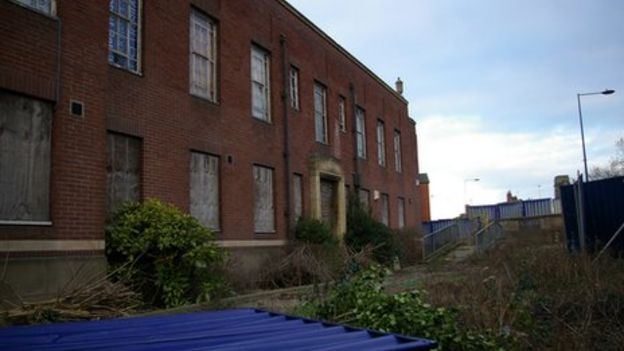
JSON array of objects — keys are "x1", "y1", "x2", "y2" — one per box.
[
  {"x1": 422, "y1": 219, "x2": 455, "y2": 235},
  {"x1": 466, "y1": 198, "x2": 561, "y2": 221},
  {"x1": 561, "y1": 176, "x2": 624, "y2": 256}
]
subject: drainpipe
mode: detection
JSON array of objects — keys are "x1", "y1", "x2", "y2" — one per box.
[
  {"x1": 54, "y1": 14, "x2": 62, "y2": 105},
  {"x1": 280, "y1": 34, "x2": 293, "y2": 242}
]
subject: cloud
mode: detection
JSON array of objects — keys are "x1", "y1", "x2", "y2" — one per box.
[{"x1": 418, "y1": 115, "x2": 620, "y2": 219}]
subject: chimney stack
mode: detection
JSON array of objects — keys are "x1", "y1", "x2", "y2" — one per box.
[{"x1": 395, "y1": 77, "x2": 404, "y2": 95}]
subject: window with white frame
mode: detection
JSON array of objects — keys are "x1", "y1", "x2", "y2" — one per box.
[
  {"x1": 376, "y1": 120, "x2": 386, "y2": 167},
  {"x1": 15, "y1": 0, "x2": 53, "y2": 14},
  {"x1": 398, "y1": 197, "x2": 405, "y2": 228},
  {"x1": 190, "y1": 9, "x2": 217, "y2": 102},
  {"x1": 380, "y1": 193, "x2": 389, "y2": 226},
  {"x1": 289, "y1": 66, "x2": 300, "y2": 110},
  {"x1": 253, "y1": 165, "x2": 275, "y2": 232},
  {"x1": 356, "y1": 107, "x2": 366, "y2": 159},
  {"x1": 251, "y1": 45, "x2": 271, "y2": 121},
  {"x1": 190, "y1": 152, "x2": 220, "y2": 231},
  {"x1": 0, "y1": 92, "x2": 52, "y2": 223},
  {"x1": 338, "y1": 96, "x2": 346, "y2": 132},
  {"x1": 108, "y1": 0, "x2": 141, "y2": 73},
  {"x1": 394, "y1": 130, "x2": 402, "y2": 173},
  {"x1": 314, "y1": 83, "x2": 328, "y2": 143}
]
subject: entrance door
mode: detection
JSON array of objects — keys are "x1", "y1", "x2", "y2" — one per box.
[{"x1": 320, "y1": 178, "x2": 338, "y2": 232}]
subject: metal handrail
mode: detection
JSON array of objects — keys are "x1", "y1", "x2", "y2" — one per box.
[
  {"x1": 422, "y1": 220, "x2": 477, "y2": 260},
  {"x1": 473, "y1": 221, "x2": 503, "y2": 253}
]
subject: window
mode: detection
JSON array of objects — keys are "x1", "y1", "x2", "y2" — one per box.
[
  {"x1": 376, "y1": 120, "x2": 386, "y2": 167},
  {"x1": 15, "y1": 0, "x2": 53, "y2": 14},
  {"x1": 106, "y1": 132, "x2": 142, "y2": 216},
  {"x1": 190, "y1": 152, "x2": 220, "y2": 231},
  {"x1": 190, "y1": 9, "x2": 217, "y2": 102},
  {"x1": 338, "y1": 96, "x2": 346, "y2": 132},
  {"x1": 356, "y1": 107, "x2": 366, "y2": 159},
  {"x1": 253, "y1": 165, "x2": 275, "y2": 232},
  {"x1": 394, "y1": 130, "x2": 402, "y2": 173},
  {"x1": 293, "y1": 174, "x2": 303, "y2": 221},
  {"x1": 358, "y1": 188, "x2": 370, "y2": 210},
  {"x1": 108, "y1": 0, "x2": 141, "y2": 73},
  {"x1": 289, "y1": 66, "x2": 300, "y2": 110},
  {"x1": 398, "y1": 197, "x2": 405, "y2": 228},
  {"x1": 380, "y1": 193, "x2": 389, "y2": 226},
  {"x1": 251, "y1": 45, "x2": 271, "y2": 121},
  {"x1": 314, "y1": 83, "x2": 328, "y2": 143},
  {"x1": 0, "y1": 92, "x2": 52, "y2": 223}
]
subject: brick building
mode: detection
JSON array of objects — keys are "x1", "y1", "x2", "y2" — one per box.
[{"x1": 0, "y1": 0, "x2": 422, "y2": 299}]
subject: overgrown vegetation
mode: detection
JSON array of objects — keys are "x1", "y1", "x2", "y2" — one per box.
[
  {"x1": 294, "y1": 265, "x2": 502, "y2": 350},
  {"x1": 420, "y1": 231, "x2": 624, "y2": 350},
  {"x1": 395, "y1": 227, "x2": 423, "y2": 266},
  {"x1": 105, "y1": 199, "x2": 228, "y2": 308},
  {"x1": 294, "y1": 217, "x2": 337, "y2": 246},
  {"x1": 344, "y1": 195, "x2": 398, "y2": 265}
]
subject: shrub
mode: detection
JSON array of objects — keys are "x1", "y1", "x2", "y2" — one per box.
[
  {"x1": 295, "y1": 265, "x2": 502, "y2": 351},
  {"x1": 294, "y1": 217, "x2": 337, "y2": 246},
  {"x1": 105, "y1": 199, "x2": 227, "y2": 308},
  {"x1": 394, "y1": 227, "x2": 423, "y2": 266},
  {"x1": 344, "y1": 194, "x2": 397, "y2": 265}
]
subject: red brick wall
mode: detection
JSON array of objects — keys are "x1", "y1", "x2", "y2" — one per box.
[
  {"x1": 419, "y1": 183, "x2": 431, "y2": 222},
  {"x1": 0, "y1": 0, "x2": 421, "y2": 246}
]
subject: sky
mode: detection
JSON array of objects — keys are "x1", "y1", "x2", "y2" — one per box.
[{"x1": 288, "y1": 0, "x2": 624, "y2": 219}]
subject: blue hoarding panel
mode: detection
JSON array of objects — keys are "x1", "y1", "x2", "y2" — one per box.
[
  {"x1": 561, "y1": 176, "x2": 624, "y2": 256},
  {"x1": 0, "y1": 308, "x2": 437, "y2": 351}
]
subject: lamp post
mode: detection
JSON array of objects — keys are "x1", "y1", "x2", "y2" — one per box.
[
  {"x1": 464, "y1": 178, "x2": 480, "y2": 205},
  {"x1": 577, "y1": 89, "x2": 615, "y2": 180}
]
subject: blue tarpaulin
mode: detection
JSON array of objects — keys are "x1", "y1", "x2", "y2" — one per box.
[{"x1": 0, "y1": 308, "x2": 437, "y2": 350}]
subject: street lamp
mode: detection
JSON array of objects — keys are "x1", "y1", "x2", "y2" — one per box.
[
  {"x1": 464, "y1": 178, "x2": 480, "y2": 205},
  {"x1": 577, "y1": 89, "x2": 615, "y2": 180}
]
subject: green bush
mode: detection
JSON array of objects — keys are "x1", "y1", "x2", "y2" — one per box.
[
  {"x1": 295, "y1": 265, "x2": 502, "y2": 351},
  {"x1": 344, "y1": 194, "x2": 397, "y2": 265},
  {"x1": 105, "y1": 199, "x2": 227, "y2": 308},
  {"x1": 294, "y1": 217, "x2": 337, "y2": 246}
]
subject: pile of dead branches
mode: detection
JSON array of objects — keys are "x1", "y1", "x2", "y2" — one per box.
[
  {"x1": 258, "y1": 244, "x2": 375, "y2": 289},
  {"x1": 2, "y1": 276, "x2": 142, "y2": 326}
]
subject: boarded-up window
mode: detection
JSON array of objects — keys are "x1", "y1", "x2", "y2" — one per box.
[
  {"x1": 106, "y1": 132, "x2": 141, "y2": 215},
  {"x1": 0, "y1": 92, "x2": 52, "y2": 222},
  {"x1": 380, "y1": 193, "x2": 389, "y2": 226},
  {"x1": 293, "y1": 174, "x2": 303, "y2": 221},
  {"x1": 190, "y1": 152, "x2": 220, "y2": 230},
  {"x1": 398, "y1": 197, "x2": 406, "y2": 228},
  {"x1": 358, "y1": 188, "x2": 370, "y2": 210},
  {"x1": 320, "y1": 179, "x2": 337, "y2": 230},
  {"x1": 254, "y1": 165, "x2": 274, "y2": 232}
]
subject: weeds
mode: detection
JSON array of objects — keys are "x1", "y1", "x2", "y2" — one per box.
[{"x1": 421, "y1": 231, "x2": 624, "y2": 350}]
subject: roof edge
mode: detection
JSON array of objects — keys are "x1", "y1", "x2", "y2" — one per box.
[{"x1": 278, "y1": 0, "x2": 409, "y2": 105}]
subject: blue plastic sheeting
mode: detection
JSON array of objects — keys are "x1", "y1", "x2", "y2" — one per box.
[{"x1": 0, "y1": 308, "x2": 437, "y2": 351}]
